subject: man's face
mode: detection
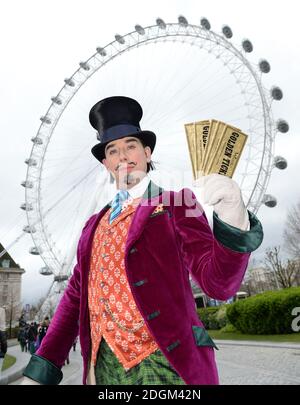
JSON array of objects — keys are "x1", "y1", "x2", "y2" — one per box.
[{"x1": 102, "y1": 136, "x2": 151, "y2": 189}]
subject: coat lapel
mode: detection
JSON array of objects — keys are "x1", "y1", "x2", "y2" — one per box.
[{"x1": 80, "y1": 203, "x2": 110, "y2": 257}]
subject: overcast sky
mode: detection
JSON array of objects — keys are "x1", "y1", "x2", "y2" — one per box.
[{"x1": 1, "y1": 0, "x2": 299, "y2": 305}]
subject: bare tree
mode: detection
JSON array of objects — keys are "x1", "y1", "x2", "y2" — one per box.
[
  {"x1": 284, "y1": 201, "x2": 300, "y2": 258},
  {"x1": 6, "y1": 292, "x2": 21, "y2": 338},
  {"x1": 265, "y1": 246, "x2": 300, "y2": 288}
]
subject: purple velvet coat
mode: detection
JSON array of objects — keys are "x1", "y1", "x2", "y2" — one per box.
[{"x1": 36, "y1": 184, "x2": 262, "y2": 384}]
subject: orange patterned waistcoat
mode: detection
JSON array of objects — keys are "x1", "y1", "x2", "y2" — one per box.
[{"x1": 88, "y1": 197, "x2": 158, "y2": 370}]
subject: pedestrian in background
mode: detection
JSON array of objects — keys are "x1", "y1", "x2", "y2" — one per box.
[{"x1": 17, "y1": 327, "x2": 28, "y2": 352}]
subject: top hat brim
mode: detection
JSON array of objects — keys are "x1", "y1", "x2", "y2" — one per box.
[{"x1": 91, "y1": 130, "x2": 156, "y2": 163}]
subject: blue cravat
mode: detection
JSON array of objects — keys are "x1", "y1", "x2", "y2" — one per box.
[{"x1": 109, "y1": 190, "x2": 130, "y2": 224}]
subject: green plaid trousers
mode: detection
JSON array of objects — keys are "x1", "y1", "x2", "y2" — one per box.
[{"x1": 95, "y1": 339, "x2": 185, "y2": 385}]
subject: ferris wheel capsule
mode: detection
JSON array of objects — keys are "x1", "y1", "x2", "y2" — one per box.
[
  {"x1": 259, "y1": 59, "x2": 271, "y2": 73},
  {"x1": 262, "y1": 194, "x2": 277, "y2": 207},
  {"x1": 39, "y1": 266, "x2": 53, "y2": 275},
  {"x1": 276, "y1": 119, "x2": 289, "y2": 133},
  {"x1": 23, "y1": 225, "x2": 36, "y2": 233},
  {"x1": 242, "y1": 39, "x2": 253, "y2": 53},
  {"x1": 96, "y1": 47, "x2": 107, "y2": 56},
  {"x1": 271, "y1": 86, "x2": 283, "y2": 100},
  {"x1": 40, "y1": 116, "x2": 52, "y2": 124},
  {"x1": 20, "y1": 203, "x2": 33, "y2": 211},
  {"x1": 25, "y1": 158, "x2": 37, "y2": 167},
  {"x1": 156, "y1": 18, "x2": 166, "y2": 29},
  {"x1": 115, "y1": 34, "x2": 125, "y2": 44},
  {"x1": 31, "y1": 136, "x2": 43, "y2": 145},
  {"x1": 178, "y1": 15, "x2": 188, "y2": 27},
  {"x1": 274, "y1": 156, "x2": 287, "y2": 169},
  {"x1": 21, "y1": 181, "x2": 33, "y2": 188},
  {"x1": 64, "y1": 78, "x2": 75, "y2": 87},
  {"x1": 200, "y1": 17, "x2": 211, "y2": 30},
  {"x1": 54, "y1": 275, "x2": 69, "y2": 282},
  {"x1": 79, "y1": 61, "x2": 90, "y2": 71},
  {"x1": 29, "y1": 246, "x2": 42, "y2": 255},
  {"x1": 222, "y1": 25, "x2": 233, "y2": 38},
  {"x1": 135, "y1": 25, "x2": 145, "y2": 35},
  {"x1": 51, "y1": 96, "x2": 62, "y2": 105}
]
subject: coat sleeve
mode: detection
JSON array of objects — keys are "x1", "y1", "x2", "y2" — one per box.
[
  {"x1": 23, "y1": 215, "x2": 96, "y2": 385},
  {"x1": 172, "y1": 188, "x2": 263, "y2": 301}
]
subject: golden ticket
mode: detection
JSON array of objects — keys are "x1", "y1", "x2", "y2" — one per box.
[
  {"x1": 201, "y1": 120, "x2": 227, "y2": 175},
  {"x1": 195, "y1": 120, "x2": 210, "y2": 176},
  {"x1": 184, "y1": 119, "x2": 248, "y2": 179},
  {"x1": 205, "y1": 124, "x2": 248, "y2": 177},
  {"x1": 184, "y1": 123, "x2": 197, "y2": 179}
]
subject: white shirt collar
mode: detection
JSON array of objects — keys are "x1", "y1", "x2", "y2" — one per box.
[{"x1": 116, "y1": 174, "x2": 150, "y2": 200}]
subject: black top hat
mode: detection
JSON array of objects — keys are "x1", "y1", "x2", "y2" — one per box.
[{"x1": 90, "y1": 96, "x2": 156, "y2": 163}]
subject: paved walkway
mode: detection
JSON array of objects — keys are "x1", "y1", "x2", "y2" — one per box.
[
  {"x1": 2, "y1": 339, "x2": 300, "y2": 385},
  {"x1": 0, "y1": 340, "x2": 32, "y2": 385},
  {"x1": 0, "y1": 343, "x2": 82, "y2": 385},
  {"x1": 215, "y1": 340, "x2": 300, "y2": 385}
]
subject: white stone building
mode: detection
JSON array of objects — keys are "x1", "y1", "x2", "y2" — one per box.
[{"x1": 0, "y1": 243, "x2": 25, "y2": 327}]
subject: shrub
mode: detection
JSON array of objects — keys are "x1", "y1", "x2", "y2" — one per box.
[
  {"x1": 215, "y1": 306, "x2": 227, "y2": 329},
  {"x1": 220, "y1": 323, "x2": 237, "y2": 333},
  {"x1": 226, "y1": 287, "x2": 300, "y2": 334},
  {"x1": 208, "y1": 312, "x2": 220, "y2": 330},
  {"x1": 197, "y1": 307, "x2": 219, "y2": 329},
  {"x1": 197, "y1": 306, "x2": 228, "y2": 330}
]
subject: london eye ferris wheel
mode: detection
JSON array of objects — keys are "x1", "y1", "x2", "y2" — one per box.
[{"x1": 20, "y1": 16, "x2": 289, "y2": 311}]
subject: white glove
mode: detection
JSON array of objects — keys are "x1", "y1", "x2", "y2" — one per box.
[
  {"x1": 193, "y1": 173, "x2": 249, "y2": 231},
  {"x1": 20, "y1": 376, "x2": 41, "y2": 385}
]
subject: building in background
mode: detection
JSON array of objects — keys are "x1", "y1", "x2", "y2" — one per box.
[
  {"x1": 0, "y1": 243, "x2": 25, "y2": 327},
  {"x1": 242, "y1": 265, "x2": 279, "y2": 295}
]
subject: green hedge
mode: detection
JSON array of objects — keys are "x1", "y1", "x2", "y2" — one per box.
[
  {"x1": 197, "y1": 307, "x2": 218, "y2": 329},
  {"x1": 226, "y1": 287, "x2": 300, "y2": 334},
  {"x1": 6, "y1": 326, "x2": 20, "y2": 339},
  {"x1": 197, "y1": 306, "x2": 228, "y2": 330}
]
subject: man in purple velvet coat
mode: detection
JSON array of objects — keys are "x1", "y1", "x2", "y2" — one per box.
[{"x1": 22, "y1": 96, "x2": 263, "y2": 385}]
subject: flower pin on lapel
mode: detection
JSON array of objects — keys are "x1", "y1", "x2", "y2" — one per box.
[
  {"x1": 152, "y1": 203, "x2": 164, "y2": 214},
  {"x1": 150, "y1": 203, "x2": 169, "y2": 218}
]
